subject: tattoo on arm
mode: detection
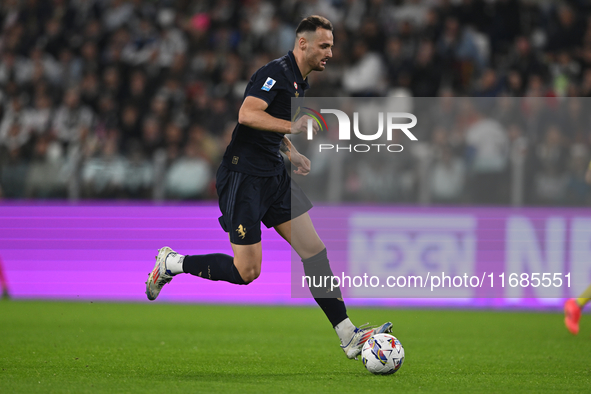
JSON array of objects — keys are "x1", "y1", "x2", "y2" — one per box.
[{"x1": 280, "y1": 140, "x2": 290, "y2": 153}]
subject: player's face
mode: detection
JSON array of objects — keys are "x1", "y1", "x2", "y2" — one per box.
[{"x1": 306, "y1": 28, "x2": 333, "y2": 72}]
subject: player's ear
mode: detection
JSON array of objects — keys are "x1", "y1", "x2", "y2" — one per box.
[{"x1": 298, "y1": 35, "x2": 307, "y2": 51}]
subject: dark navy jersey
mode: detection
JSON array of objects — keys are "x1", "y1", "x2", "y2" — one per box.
[{"x1": 221, "y1": 50, "x2": 309, "y2": 176}]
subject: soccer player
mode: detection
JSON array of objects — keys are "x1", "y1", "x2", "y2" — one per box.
[
  {"x1": 564, "y1": 160, "x2": 591, "y2": 335},
  {"x1": 146, "y1": 15, "x2": 392, "y2": 359}
]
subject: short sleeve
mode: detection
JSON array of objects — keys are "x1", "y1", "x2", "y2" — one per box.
[{"x1": 245, "y1": 65, "x2": 285, "y2": 105}]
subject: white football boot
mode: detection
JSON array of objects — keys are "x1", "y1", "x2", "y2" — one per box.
[
  {"x1": 341, "y1": 322, "x2": 393, "y2": 359},
  {"x1": 145, "y1": 247, "x2": 177, "y2": 301}
]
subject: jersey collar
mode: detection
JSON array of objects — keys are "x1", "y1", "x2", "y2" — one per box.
[{"x1": 287, "y1": 50, "x2": 309, "y2": 90}]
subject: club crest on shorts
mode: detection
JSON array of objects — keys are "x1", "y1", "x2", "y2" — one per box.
[{"x1": 236, "y1": 225, "x2": 247, "y2": 239}]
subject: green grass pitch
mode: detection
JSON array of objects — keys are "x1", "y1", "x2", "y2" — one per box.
[{"x1": 1, "y1": 301, "x2": 590, "y2": 393}]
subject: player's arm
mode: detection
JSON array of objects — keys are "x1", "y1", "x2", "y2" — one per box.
[
  {"x1": 238, "y1": 97, "x2": 319, "y2": 135},
  {"x1": 280, "y1": 136, "x2": 310, "y2": 176},
  {"x1": 239, "y1": 96, "x2": 291, "y2": 133}
]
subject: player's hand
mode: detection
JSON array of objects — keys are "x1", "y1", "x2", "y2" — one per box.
[
  {"x1": 290, "y1": 151, "x2": 311, "y2": 176},
  {"x1": 291, "y1": 115, "x2": 319, "y2": 136}
]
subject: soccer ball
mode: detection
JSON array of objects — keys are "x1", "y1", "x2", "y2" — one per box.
[{"x1": 361, "y1": 333, "x2": 405, "y2": 375}]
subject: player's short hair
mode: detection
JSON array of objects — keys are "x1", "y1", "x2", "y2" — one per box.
[{"x1": 296, "y1": 15, "x2": 333, "y2": 36}]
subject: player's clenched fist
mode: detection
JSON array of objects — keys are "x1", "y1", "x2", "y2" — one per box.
[{"x1": 291, "y1": 114, "x2": 319, "y2": 135}]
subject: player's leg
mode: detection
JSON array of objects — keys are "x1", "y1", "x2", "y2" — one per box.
[
  {"x1": 146, "y1": 239, "x2": 263, "y2": 301},
  {"x1": 564, "y1": 284, "x2": 591, "y2": 335},
  {"x1": 180, "y1": 164, "x2": 265, "y2": 284},
  {"x1": 273, "y1": 211, "x2": 324, "y2": 258},
  {"x1": 274, "y1": 213, "x2": 392, "y2": 359},
  {"x1": 275, "y1": 214, "x2": 347, "y2": 327},
  {"x1": 145, "y1": 244, "x2": 252, "y2": 301},
  {"x1": 175, "y1": 242, "x2": 261, "y2": 283},
  {"x1": 146, "y1": 166, "x2": 265, "y2": 300}
]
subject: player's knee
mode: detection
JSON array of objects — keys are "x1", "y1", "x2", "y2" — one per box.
[
  {"x1": 235, "y1": 257, "x2": 261, "y2": 284},
  {"x1": 239, "y1": 265, "x2": 261, "y2": 284},
  {"x1": 298, "y1": 239, "x2": 326, "y2": 260}
]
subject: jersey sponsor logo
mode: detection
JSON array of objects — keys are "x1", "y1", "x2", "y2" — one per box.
[
  {"x1": 236, "y1": 224, "x2": 247, "y2": 239},
  {"x1": 261, "y1": 77, "x2": 276, "y2": 91}
]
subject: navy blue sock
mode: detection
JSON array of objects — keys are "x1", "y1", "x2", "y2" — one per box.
[
  {"x1": 182, "y1": 254, "x2": 246, "y2": 285},
  {"x1": 302, "y1": 248, "x2": 348, "y2": 328}
]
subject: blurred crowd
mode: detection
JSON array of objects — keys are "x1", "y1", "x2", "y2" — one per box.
[
  {"x1": 0, "y1": 0, "x2": 590, "y2": 205},
  {"x1": 296, "y1": 96, "x2": 591, "y2": 206}
]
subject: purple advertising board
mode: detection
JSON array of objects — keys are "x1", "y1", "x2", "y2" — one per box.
[
  {"x1": 291, "y1": 205, "x2": 591, "y2": 308},
  {"x1": 1, "y1": 202, "x2": 589, "y2": 310}
]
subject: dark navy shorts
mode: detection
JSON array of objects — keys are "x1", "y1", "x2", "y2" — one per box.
[{"x1": 216, "y1": 164, "x2": 313, "y2": 245}]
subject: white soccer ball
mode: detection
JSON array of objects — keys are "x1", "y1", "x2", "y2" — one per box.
[{"x1": 361, "y1": 333, "x2": 405, "y2": 375}]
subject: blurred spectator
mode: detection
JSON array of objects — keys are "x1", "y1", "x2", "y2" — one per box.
[
  {"x1": 546, "y1": 4, "x2": 584, "y2": 53},
  {"x1": 411, "y1": 40, "x2": 442, "y2": 97},
  {"x1": 342, "y1": 40, "x2": 386, "y2": 96},
  {"x1": 353, "y1": 157, "x2": 399, "y2": 201},
  {"x1": 81, "y1": 136, "x2": 126, "y2": 198},
  {"x1": 79, "y1": 41, "x2": 101, "y2": 76},
  {"x1": 121, "y1": 17, "x2": 159, "y2": 66},
  {"x1": 472, "y1": 68, "x2": 502, "y2": 97},
  {"x1": 385, "y1": 37, "x2": 411, "y2": 87},
  {"x1": 464, "y1": 103, "x2": 509, "y2": 204},
  {"x1": 549, "y1": 51, "x2": 579, "y2": 97},
  {"x1": 163, "y1": 122, "x2": 184, "y2": 158},
  {"x1": 140, "y1": 116, "x2": 163, "y2": 158},
  {"x1": 119, "y1": 104, "x2": 141, "y2": 151},
  {"x1": 565, "y1": 144, "x2": 590, "y2": 205},
  {"x1": 122, "y1": 140, "x2": 153, "y2": 199},
  {"x1": 103, "y1": 0, "x2": 134, "y2": 32},
  {"x1": 94, "y1": 94, "x2": 118, "y2": 138},
  {"x1": 22, "y1": 93, "x2": 53, "y2": 136},
  {"x1": 488, "y1": 0, "x2": 520, "y2": 54},
  {"x1": 0, "y1": 147, "x2": 28, "y2": 198},
  {"x1": 79, "y1": 72, "x2": 100, "y2": 111},
  {"x1": 261, "y1": 15, "x2": 296, "y2": 56},
  {"x1": 430, "y1": 146, "x2": 466, "y2": 203},
  {"x1": 156, "y1": 19, "x2": 188, "y2": 69},
  {"x1": 187, "y1": 124, "x2": 221, "y2": 165},
  {"x1": 437, "y1": 17, "x2": 485, "y2": 91},
  {"x1": 24, "y1": 135, "x2": 67, "y2": 198},
  {"x1": 156, "y1": 77, "x2": 185, "y2": 110},
  {"x1": 165, "y1": 142, "x2": 211, "y2": 199},
  {"x1": 0, "y1": 52, "x2": 18, "y2": 86},
  {"x1": 1, "y1": 123, "x2": 29, "y2": 152},
  {"x1": 206, "y1": 96, "x2": 234, "y2": 136},
  {"x1": 125, "y1": 69, "x2": 150, "y2": 111},
  {"x1": 149, "y1": 94, "x2": 170, "y2": 125},
  {"x1": 579, "y1": 69, "x2": 591, "y2": 96},
  {"x1": 52, "y1": 88, "x2": 93, "y2": 145},
  {"x1": 505, "y1": 69, "x2": 524, "y2": 96},
  {"x1": 532, "y1": 125, "x2": 569, "y2": 204},
  {"x1": 102, "y1": 66, "x2": 123, "y2": 101},
  {"x1": 0, "y1": 96, "x2": 28, "y2": 148},
  {"x1": 40, "y1": 18, "x2": 68, "y2": 59}
]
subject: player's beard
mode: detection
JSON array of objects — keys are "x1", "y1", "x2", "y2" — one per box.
[{"x1": 311, "y1": 57, "x2": 327, "y2": 71}]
